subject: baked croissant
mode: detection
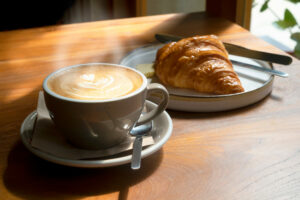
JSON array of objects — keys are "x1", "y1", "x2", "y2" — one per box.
[{"x1": 154, "y1": 35, "x2": 244, "y2": 94}]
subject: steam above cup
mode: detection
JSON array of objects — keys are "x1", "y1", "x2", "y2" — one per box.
[{"x1": 43, "y1": 63, "x2": 169, "y2": 150}]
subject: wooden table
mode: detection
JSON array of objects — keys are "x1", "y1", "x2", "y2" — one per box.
[{"x1": 1, "y1": 12, "x2": 300, "y2": 200}]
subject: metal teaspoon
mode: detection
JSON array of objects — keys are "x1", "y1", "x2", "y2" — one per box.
[{"x1": 130, "y1": 121, "x2": 153, "y2": 170}]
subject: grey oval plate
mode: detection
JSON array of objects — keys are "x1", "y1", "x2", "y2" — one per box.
[
  {"x1": 20, "y1": 100, "x2": 173, "y2": 168},
  {"x1": 120, "y1": 44, "x2": 274, "y2": 112}
]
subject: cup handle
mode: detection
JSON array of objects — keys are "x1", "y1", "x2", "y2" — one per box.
[{"x1": 136, "y1": 83, "x2": 169, "y2": 126}]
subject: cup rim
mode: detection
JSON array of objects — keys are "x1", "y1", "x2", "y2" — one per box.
[{"x1": 43, "y1": 63, "x2": 148, "y2": 103}]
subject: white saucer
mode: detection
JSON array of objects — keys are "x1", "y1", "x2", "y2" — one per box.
[
  {"x1": 20, "y1": 101, "x2": 173, "y2": 168},
  {"x1": 120, "y1": 43, "x2": 275, "y2": 112}
]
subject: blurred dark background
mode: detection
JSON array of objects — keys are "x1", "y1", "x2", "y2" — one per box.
[
  {"x1": 0, "y1": 0, "x2": 75, "y2": 31},
  {"x1": 0, "y1": 0, "x2": 137, "y2": 31}
]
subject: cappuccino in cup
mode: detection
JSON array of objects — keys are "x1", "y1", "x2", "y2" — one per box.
[
  {"x1": 47, "y1": 65, "x2": 143, "y2": 100},
  {"x1": 43, "y1": 63, "x2": 169, "y2": 150}
]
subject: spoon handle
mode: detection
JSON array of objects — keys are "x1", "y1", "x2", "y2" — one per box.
[{"x1": 131, "y1": 136, "x2": 143, "y2": 170}]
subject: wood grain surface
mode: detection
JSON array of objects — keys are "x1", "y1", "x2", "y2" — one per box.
[{"x1": 1, "y1": 12, "x2": 300, "y2": 200}]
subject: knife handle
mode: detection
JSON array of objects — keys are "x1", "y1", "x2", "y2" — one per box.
[{"x1": 224, "y1": 43, "x2": 293, "y2": 65}]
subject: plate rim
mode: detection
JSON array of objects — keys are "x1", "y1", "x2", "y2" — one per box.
[{"x1": 120, "y1": 43, "x2": 275, "y2": 112}]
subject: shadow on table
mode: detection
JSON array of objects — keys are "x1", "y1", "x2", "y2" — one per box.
[{"x1": 3, "y1": 141, "x2": 163, "y2": 200}]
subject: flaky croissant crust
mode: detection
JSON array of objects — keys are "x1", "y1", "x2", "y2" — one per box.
[{"x1": 154, "y1": 35, "x2": 244, "y2": 95}]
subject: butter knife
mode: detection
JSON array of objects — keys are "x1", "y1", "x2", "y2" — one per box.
[
  {"x1": 155, "y1": 34, "x2": 292, "y2": 65},
  {"x1": 230, "y1": 60, "x2": 288, "y2": 78}
]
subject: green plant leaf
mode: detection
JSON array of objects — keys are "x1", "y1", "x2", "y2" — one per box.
[
  {"x1": 294, "y1": 42, "x2": 300, "y2": 59},
  {"x1": 284, "y1": 9, "x2": 298, "y2": 25},
  {"x1": 273, "y1": 9, "x2": 297, "y2": 29},
  {"x1": 273, "y1": 21, "x2": 291, "y2": 29},
  {"x1": 260, "y1": 0, "x2": 270, "y2": 12},
  {"x1": 286, "y1": 0, "x2": 300, "y2": 3},
  {"x1": 291, "y1": 32, "x2": 300, "y2": 42}
]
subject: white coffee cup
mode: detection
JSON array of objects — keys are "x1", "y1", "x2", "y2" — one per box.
[{"x1": 43, "y1": 63, "x2": 169, "y2": 150}]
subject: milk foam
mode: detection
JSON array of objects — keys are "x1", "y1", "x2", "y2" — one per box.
[{"x1": 47, "y1": 65, "x2": 143, "y2": 100}]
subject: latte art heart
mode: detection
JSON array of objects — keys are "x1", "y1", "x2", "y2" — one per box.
[{"x1": 47, "y1": 65, "x2": 143, "y2": 100}]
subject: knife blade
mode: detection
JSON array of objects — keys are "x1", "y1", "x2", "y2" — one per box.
[
  {"x1": 155, "y1": 34, "x2": 293, "y2": 65},
  {"x1": 230, "y1": 60, "x2": 288, "y2": 78}
]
